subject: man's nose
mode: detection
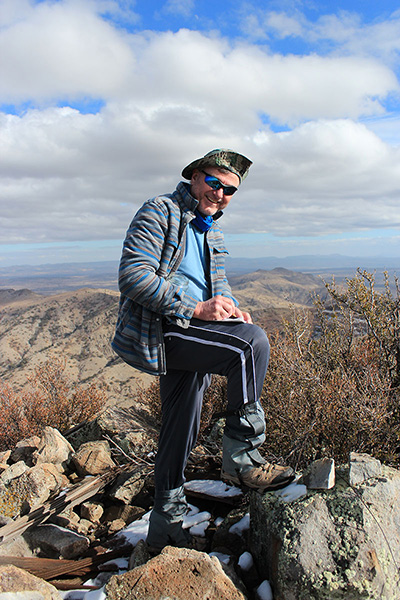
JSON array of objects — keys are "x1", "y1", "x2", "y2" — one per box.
[{"x1": 213, "y1": 187, "x2": 225, "y2": 200}]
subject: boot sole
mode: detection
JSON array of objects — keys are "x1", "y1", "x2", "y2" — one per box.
[{"x1": 221, "y1": 471, "x2": 295, "y2": 492}]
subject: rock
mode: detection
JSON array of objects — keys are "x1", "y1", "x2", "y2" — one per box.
[
  {"x1": 48, "y1": 507, "x2": 80, "y2": 531},
  {"x1": 349, "y1": 452, "x2": 382, "y2": 486},
  {"x1": 81, "y1": 500, "x2": 104, "y2": 523},
  {"x1": 211, "y1": 507, "x2": 250, "y2": 556},
  {"x1": 0, "y1": 480, "x2": 22, "y2": 518},
  {"x1": 33, "y1": 427, "x2": 74, "y2": 471},
  {"x1": 105, "y1": 546, "x2": 247, "y2": 600},
  {"x1": 0, "y1": 533, "x2": 34, "y2": 558},
  {"x1": 0, "y1": 463, "x2": 66, "y2": 518},
  {"x1": 128, "y1": 538, "x2": 151, "y2": 569},
  {"x1": 77, "y1": 518, "x2": 96, "y2": 535},
  {"x1": 10, "y1": 436, "x2": 41, "y2": 466},
  {"x1": 300, "y1": 458, "x2": 335, "y2": 489},
  {"x1": 250, "y1": 460, "x2": 400, "y2": 599},
  {"x1": 96, "y1": 405, "x2": 158, "y2": 458},
  {"x1": 11, "y1": 463, "x2": 67, "y2": 514},
  {"x1": 0, "y1": 460, "x2": 29, "y2": 485},
  {"x1": 104, "y1": 504, "x2": 146, "y2": 525},
  {"x1": 24, "y1": 523, "x2": 90, "y2": 559},
  {"x1": 109, "y1": 468, "x2": 147, "y2": 504},
  {"x1": 0, "y1": 450, "x2": 11, "y2": 467},
  {"x1": 108, "y1": 518, "x2": 126, "y2": 533},
  {"x1": 0, "y1": 564, "x2": 61, "y2": 599},
  {"x1": 66, "y1": 404, "x2": 158, "y2": 459},
  {"x1": 72, "y1": 440, "x2": 116, "y2": 476}
]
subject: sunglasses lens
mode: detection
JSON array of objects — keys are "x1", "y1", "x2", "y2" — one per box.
[
  {"x1": 205, "y1": 176, "x2": 220, "y2": 190},
  {"x1": 224, "y1": 186, "x2": 237, "y2": 196},
  {"x1": 203, "y1": 173, "x2": 237, "y2": 196}
]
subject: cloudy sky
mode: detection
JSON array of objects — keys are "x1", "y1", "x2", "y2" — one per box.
[{"x1": 1, "y1": 0, "x2": 400, "y2": 268}]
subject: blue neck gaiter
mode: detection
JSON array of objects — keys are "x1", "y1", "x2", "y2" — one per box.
[{"x1": 191, "y1": 210, "x2": 213, "y2": 233}]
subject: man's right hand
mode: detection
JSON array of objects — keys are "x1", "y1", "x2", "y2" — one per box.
[{"x1": 193, "y1": 295, "x2": 237, "y2": 321}]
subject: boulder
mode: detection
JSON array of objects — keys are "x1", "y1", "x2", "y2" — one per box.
[
  {"x1": 71, "y1": 440, "x2": 116, "y2": 476},
  {"x1": 250, "y1": 459, "x2": 400, "y2": 600},
  {"x1": 108, "y1": 467, "x2": 147, "y2": 504},
  {"x1": 0, "y1": 463, "x2": 66, "y2": 517},
  {"x1": 66, "y1": 404, "x2": 158, "y2": 459},
  {"x1": 33, "y1": 427, "x2": 74, "y2": 470},
  {"x1": 0, "y1": 460, "x2": 29, "y2": 485},
  {"x1": 0, "y1": 564, "x2": 61, "y2": 599},
  {"x1": 105, "y1": 546, "x2": 247, "y2": 600},
  {"x1": 24, "y1": 523, "x2": 90, "y2": 559},
  {"x1": 9, "y1": 436, "x2": 41, "y2": 466}
]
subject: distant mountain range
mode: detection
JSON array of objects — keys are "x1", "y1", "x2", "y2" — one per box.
[
  {"x1": 0, "y1": 255, "x2": 398, "y2": 295},
  {"x1": 0, "y1": 268, "x2": 326, "y2": 398}
]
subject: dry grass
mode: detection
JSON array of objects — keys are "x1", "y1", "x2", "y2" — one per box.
[{"x1": 0, "y1": 357, "x2": 105, "y2": 450}]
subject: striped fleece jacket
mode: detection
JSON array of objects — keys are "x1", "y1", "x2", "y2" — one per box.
[{"x1": 111, "y1": 181, "x2": 238, "y2": 375}]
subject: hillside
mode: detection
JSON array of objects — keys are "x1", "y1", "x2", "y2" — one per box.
[
  {"x1": 0, "y1": 287, "x2": 153, "y2": 402},
  {"x1": 231, "y1": 267, "x2": 325, "y2": 310},
  {"x1": 0, "y1": 269, "x2": 321, "y2": 399}
]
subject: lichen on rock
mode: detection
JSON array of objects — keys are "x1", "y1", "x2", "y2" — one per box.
[{"x1": 250, "y1": 461, "x2": 400, "y2": 600}]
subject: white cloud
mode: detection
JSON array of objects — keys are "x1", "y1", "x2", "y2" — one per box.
[
  {"x1": 0, "y1": 0, "x2": 134, "y2": 103},
  {"x1": 1, "y1": 1, "x2": 400, "y2": 260},
  {"x1": 2, "y1": 105, "x2": 400, "y2": 246},
  {"x1": 1, "y1": 4, "x2": 397, "y2": 123},
  {"x1": 242, "y1": 7, "x2": 400, "y2": 63},
  {"x1": 162, "y1": 0, "x2": 195, "y2": 18}
]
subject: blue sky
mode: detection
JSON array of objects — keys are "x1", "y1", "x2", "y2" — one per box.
[{"x1": 1, "y1": 0, "x2": 400, "y2": 268}]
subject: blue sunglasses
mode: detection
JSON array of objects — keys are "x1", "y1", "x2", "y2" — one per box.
[{"x1": 201, "y1": 171, "x2": 238, "y2": 196}]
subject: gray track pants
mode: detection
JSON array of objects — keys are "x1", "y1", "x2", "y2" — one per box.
[{"x1": 154, "y1": 318, "x2": 270, "y2": 491}]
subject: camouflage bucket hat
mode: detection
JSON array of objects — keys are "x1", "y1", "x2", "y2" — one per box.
[{"x1": 181, "y1": 149, "x2": 253, "y2": 183}]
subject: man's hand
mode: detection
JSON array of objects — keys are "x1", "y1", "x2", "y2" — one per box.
[{"x1": 193, "y1": 295, "x2": 252, "y2": 323}]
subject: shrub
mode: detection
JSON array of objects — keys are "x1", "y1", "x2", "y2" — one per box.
[
  {"x1": 263, "y1": 270, "x2": 400, "y2": 469},
  {"x1": 130, "y1": 270, "x2": 400, "y2": 470},
  {"x1": 136, "y1": 374, "x2": 227, "y2": 438},
  {"x1": 0, "y1": 357, "x2": 105, "y2": 451}
]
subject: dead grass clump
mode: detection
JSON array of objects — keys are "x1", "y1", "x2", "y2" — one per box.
[{"x1": 0, "y1": 357, "x2": 105, "y2": 451}]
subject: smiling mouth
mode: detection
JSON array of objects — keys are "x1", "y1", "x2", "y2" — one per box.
[{"x1": 206, "y1": 196, "x2": 221, "y2": 205}]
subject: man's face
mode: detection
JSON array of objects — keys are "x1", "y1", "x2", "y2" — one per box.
[{"x1": 190, "y1": 167, "x2": 240, "y2": 216}]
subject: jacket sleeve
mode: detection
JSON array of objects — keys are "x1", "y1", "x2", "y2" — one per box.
[{"x1": 118, "y1": 199, "x2": 198, "y2": 320}]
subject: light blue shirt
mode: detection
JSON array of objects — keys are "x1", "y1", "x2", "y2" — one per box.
[{"x1": 174, "y1": 222, "x2": 211, "y2": 303}]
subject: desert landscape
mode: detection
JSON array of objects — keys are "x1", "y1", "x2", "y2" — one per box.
[{"x1": 0, "y1": 267, "x2": 327, "y2": 404}]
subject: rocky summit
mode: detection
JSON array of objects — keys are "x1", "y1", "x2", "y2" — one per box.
[{"x1": 0, "y1": 402, "x2": 400, "y2": 599}]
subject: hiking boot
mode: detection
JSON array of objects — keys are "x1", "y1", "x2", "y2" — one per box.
[
  {"x1": 221, "y1": 462, "x2": 295, "y2": 492},
  {"x1": 146, "y1": 530, "x2": 207, "y2": 555}
]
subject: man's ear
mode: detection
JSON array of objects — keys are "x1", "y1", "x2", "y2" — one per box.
[{"x1": 191, "y1": 169, "x2": 201, "y2": 183}]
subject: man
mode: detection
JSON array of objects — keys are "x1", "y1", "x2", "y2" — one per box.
[{"x1": 112, "y1": 149, "x2": 294, "y2": 551}]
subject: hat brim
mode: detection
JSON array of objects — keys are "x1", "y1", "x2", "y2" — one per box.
[{"x1": 181, "y1": 149, "x2": 252, "y2": 183}]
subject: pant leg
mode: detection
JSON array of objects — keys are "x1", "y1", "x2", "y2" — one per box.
[
  {"x1": 147, "y1": 368, "x2": 211, "y2": 549},
  {"x1": 147, "y1": 319, "x2": 270, "y2": 548},
  {"x1": 163, "y1": 319, "x2": 270, "y2": 474},
  {"x1": 155, "y1": 369, "x2": 212, "y2": 491}
]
